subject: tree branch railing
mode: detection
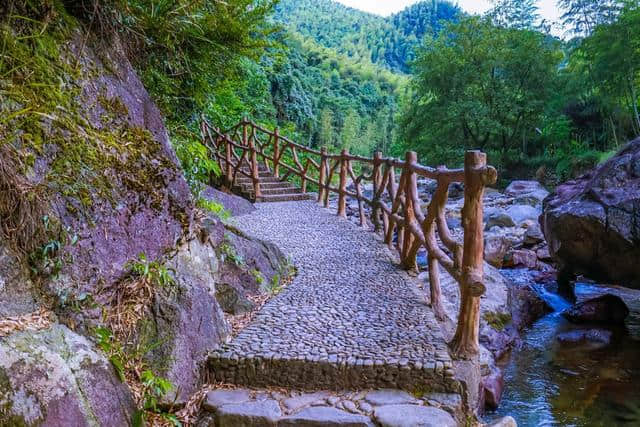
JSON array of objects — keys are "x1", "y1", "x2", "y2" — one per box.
[{"x1": 201, "y1": 116, "x2": 498, "y2": 359}]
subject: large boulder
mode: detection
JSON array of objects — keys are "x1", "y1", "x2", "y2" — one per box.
[
  {"x1": 541, "y1": 138, "x2": 640, "y2": 288},
  {"x1": 562, "y1": 294, "x2": 629, "y2": 324},
  {"x1": 0, "y1": 325, "x2": 136, "y2": 426}
]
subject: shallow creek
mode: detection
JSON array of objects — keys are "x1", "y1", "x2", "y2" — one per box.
[{"x1": 486, "y1": 269, "x2": 640, "y2": 426}]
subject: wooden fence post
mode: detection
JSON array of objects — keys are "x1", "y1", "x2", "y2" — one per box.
[
  {"x1": 401, "y1": 151, "x2": 418, "y2": 270},
  {"x1": 337, "y1": 149, "x2": 348, "y2": 218},
  {"x1": 224, "y1": 133, "x2": 233, "y2": 186},
  {"x1": 449, "y1": 150, "x2": 496, "y2": 359},
  {"x1": 318, "y1": 147, "x2": 327, "y2": 204},
  {"x1": 371, "y1": 151, "x2": 382, "y2": 232},
  {"x1": 273, "y1": 128, "x2": 280, "y2": 178},
  {"x1": 245, "y1": 120, "x2": 262, "y2": 199}
]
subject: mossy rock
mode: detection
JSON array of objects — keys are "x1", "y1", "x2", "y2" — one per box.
[{"x1": 0, "y1": 324, "x2": 136, "y2": 426}]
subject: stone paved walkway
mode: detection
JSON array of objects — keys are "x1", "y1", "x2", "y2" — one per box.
[{"x1": 209, "y1": 201, "x2": 457, "y2": 393}]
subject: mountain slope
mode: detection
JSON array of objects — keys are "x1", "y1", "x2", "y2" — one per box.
[{"x1": 273, "y1": 0, "x2": 461, "y2": 73}]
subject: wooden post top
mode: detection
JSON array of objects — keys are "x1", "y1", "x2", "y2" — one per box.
[{"x1": 405, "y1": 151, "x2": 418, "y2": 164}]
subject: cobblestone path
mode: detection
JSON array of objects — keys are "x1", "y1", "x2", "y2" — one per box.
[{"x1": 209, "y1": 201, "x2": 457, "y2": 392}]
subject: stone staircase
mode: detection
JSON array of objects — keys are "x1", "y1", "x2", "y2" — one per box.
[{"x1": 232, "y1": 164, "x2": 314, "y2": 203}]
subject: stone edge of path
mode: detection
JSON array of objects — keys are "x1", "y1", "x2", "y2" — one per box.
[{"x1": 197, "y1": 388, "x2": 464, "y2": 427}]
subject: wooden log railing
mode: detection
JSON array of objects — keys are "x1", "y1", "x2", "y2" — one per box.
[{"x1": 201, "y1": 117, "x2": 498, "y2": 359}]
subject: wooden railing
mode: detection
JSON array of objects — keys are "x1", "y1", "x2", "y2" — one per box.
[{"x1": 201, "y1": 117, "x2": 498, "y2": 359}]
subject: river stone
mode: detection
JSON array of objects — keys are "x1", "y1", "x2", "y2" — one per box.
[
  {"x1": 279, "y1": 406, "x2": 374, "y2": 426},
  {"x1": 506, "y1": 205, "x2": 540, "y2": 226},
  {"x1": 505, "y1": 180, "x2": 547, "y2": 196},
  {"x1": 483, "y1": 369, "x2": 505, "y2": 410},
  {"x1": 562, "y1": 294, "x2": 629, "y2": 324},
  {"x1": 504, "y1": 249, "x2": 538, "y2": 269},
  {"x1": 556, "y1": 328, "x2": 612, "y2": 347},
  {"x1": 283, "y1": 392, "x2": 332, "y2": 412},
  {"x1": 484, "y1": 234, "x2": 511, "y2": 268},
  {"x1": 216, "y1": 400, "x2": 281, "y2": 426},
  {"x1": 485, "y1": 209, "x2": 516, "y2": 229},
  {"x1": 0, "y1": 325, "x2": 136, "y2": 426},
  {"x1": 523, "y1": 223, "x2": 545, "y2": 245},
  {"x1": 489, "y1": 416, "x2": 518, "y2": 427},
  {"x1": 373, "y1": 405, "x2": 456, "y2": 427},
  {"x1": 203, "y1": 389, "x2": 251, "y2": 411},
  {"x1": 365, "y1": 390, "x2": 419, "y2": 406}
]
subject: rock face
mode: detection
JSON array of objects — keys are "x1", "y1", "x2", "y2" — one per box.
[
  {"x1": 541, "y1": 138, "x2": 640, "y2": 288},
  {"x1": 0, "y1": 325, "x2": 136, "y2": 426},
  {"x1": 53, "y1": 34, "x2": 193, "y2": 298},
  {"x1": 562, "y1": 294, "x2": 629, "y2": 324},
  {"x1": 201, "y1": 185, "x2": 256, "y2": 217},
  {"x1": 154, "y1": 237, "x2": 231, "y2": 403}
]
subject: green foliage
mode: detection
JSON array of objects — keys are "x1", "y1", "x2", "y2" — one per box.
[
  {"x1": 265, "y1": 273, "x2": 283, "y2": 295},
  {"x1": 220, "y1": 237, "x2": 244, "y2": 267},
  {"x1": 251, "y1": 269, "x2": 265, "y2": 286},
  {"x1": 558, "y1": 0, "x2": 623, "y2": 37},
  {"x1": 579, "y1": 2, "x2": 640, "y2": 136},
  {"x1": 28, "y1": 216, "x2": 78, "y2": 278},
  {"x1": 400, "y1": 16, "x2": 563, "y2": 166},
  {"x1": 488, "y1": 0, "x2": 540, "y2": 30},
  {"x1": 273, "y1": 0, "x2": 460, "y2": 73},
  {"x1": 196, "y1": 198, "x2": 231, "y2": 221},
  {"x1": 94, "y1": 326, "x2": 127, "y2": 382},
  {"x1": 127, "y1": 253, "x2": 175, "y2": 288},
  {"x1": 171, "y1": 126, "x2": 220, "y2": 190}
]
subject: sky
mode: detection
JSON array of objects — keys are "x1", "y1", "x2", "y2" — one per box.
[{"x1": 334, "y1": 0, "x2": 562, "y2": 25}]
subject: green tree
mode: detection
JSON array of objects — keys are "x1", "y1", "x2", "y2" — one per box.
[
  {"x1": 557, "y1": 0, "x2": 623, "y2": 36},
  {"x1": 340, "y1": 109, "x2": 361, "y2": 152},
  {"x1": 489, "y1": 0, "x2": 540, "y2": 30},
  {"x1": 319, "y1": 108, "x2": 335, "y2": 150},
  {"x1": 580, "y1": 2, "x2": 640, "y2": 135},
  {"x1": 400, "y1": 17, "x2": 563, "y2": 164}
]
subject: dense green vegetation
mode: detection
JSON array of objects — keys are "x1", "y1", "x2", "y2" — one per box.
[
  {"x1": 273, "y1": 0, "x2": 460, "y2": 73},
  {"x1": 401, "y1": 0, "x2": 639, "y2": 181}
]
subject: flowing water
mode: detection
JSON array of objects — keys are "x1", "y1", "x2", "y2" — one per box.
[{"x1": 486, "y1": 269, "x2": 640, "y2": 426}]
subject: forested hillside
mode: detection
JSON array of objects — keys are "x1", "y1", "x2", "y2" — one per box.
[{"x1": 273, "y1": 0, "x2": 460, "y2": 73}]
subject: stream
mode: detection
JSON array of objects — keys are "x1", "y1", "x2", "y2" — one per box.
[{"x1": 486, "y1": 269, "x2": 640, "y2": 426}]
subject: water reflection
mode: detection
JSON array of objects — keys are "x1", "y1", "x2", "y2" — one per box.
[{"x1": 487, "y1": 270, "x2": 640, "y2": 426}]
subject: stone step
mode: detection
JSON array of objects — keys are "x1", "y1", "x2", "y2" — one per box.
[
  {"x1": 237, "y1": 169, "x2": 273, "y2": 178},
  {"x1": 254, "y1": 187, "x2": 304, "y2": 196},
  {"x1": 237, "y1": 181, "x2": 293, "y2": 191},
  {"x1": 257, "y1": 182, "x2": 295, "y2": 189},
  {"x1": 236, "y1": 176, "x2": 281, "y2": 184},
  {"x1": 197, "y1": 388, "x2": 462, "y2": 427},
  {"x1": 208, "y1": 350, "x2": 457, "y2": 394},
  {"x1": 254, "y1": 193, "x2": 315, "y2": 203}
]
